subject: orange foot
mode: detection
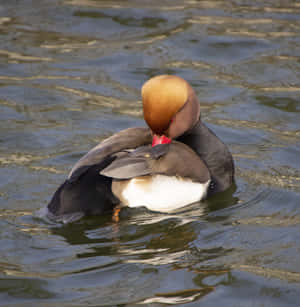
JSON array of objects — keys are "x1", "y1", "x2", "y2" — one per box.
[{"x1": 112, "y1": 205, "x2": 121, "y2": 223}]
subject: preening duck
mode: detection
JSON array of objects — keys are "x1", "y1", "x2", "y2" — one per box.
[{"x1": 47, "y1": 75, "x2": 234, "y2": 222}]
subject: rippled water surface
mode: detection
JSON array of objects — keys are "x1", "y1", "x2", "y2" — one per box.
[{"x1": 0, "y1": 0, "x2": 300, "y2": 306}]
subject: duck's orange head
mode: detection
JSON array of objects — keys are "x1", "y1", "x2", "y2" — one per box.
[{"x1": 141, "y1": 75, "x2": 200, "y2": 146}]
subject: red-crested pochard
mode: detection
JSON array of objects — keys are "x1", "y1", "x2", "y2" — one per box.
[{"x1": 47, "y1": 75, "x2": 234, "y2": 222}]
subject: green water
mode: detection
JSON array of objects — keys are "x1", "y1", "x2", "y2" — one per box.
[{"x1": 0, "y1": 0, "x2": 299, "y2": 306}]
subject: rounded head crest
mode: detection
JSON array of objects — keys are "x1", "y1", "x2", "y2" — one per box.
[
  {"x1": 141, "y1": 75, "x2": 200, "y2": 138},
  {"x1": 142, "y1": 75, "x2": 190, "y2": 134}
]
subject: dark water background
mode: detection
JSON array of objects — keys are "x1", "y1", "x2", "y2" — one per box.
[{"x1": 0, "y1": 0, "x2": 300, "y2": 306}]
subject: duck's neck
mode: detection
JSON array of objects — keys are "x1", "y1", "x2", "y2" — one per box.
[{"x1": 176, "y1": 120, "x2": 234, "y2": 194}]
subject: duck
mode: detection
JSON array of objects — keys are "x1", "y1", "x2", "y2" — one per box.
[{"x1": 46, "y1": 75, "x2": 234, "y2": 223}]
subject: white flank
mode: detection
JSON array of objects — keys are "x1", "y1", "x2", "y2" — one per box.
[{"x1": 121, "y1": 175, "x2": 210, "y2": 212}]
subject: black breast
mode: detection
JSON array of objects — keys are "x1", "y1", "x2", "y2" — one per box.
[{"x1": 177, "y1": 120, "x2": 234, "y2": 195}]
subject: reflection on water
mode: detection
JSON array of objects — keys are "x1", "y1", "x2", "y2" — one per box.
[{"x1": 0, "y1": 0, "x2": 299, "y2": 305}]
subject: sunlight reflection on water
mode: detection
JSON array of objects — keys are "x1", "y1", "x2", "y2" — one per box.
[{"x1": 0, "y1": 0, "x2": 299, "y2": 305}]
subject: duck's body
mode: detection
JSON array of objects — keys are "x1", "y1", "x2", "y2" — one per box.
[{"x1": 47, "y1": 75, "x2": 234, "y2": 222}]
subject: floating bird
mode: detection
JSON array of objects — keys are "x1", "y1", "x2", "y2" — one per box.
[{"x1": 47, "y1": 75, "x2": 234, "y2": 222}]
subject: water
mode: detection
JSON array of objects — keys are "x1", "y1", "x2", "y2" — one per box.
[{"x1": 0, "y1": 0, "x2": 300, "y2": 306}]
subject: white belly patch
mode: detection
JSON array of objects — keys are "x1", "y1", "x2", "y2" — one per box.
[{"x1": 112, "y1": 175, "x2": 210, "y2": 213}]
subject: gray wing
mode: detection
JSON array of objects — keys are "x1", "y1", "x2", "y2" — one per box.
[
  {"x1": 101, "y1": 142, "x2": 210, "y2": 183},
  {"x1": 100, "y1": 144, "x2": 169, "y2": 179},
  {"x1": 68, "y1": 127, "x2": 152, "y2": 182}
]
